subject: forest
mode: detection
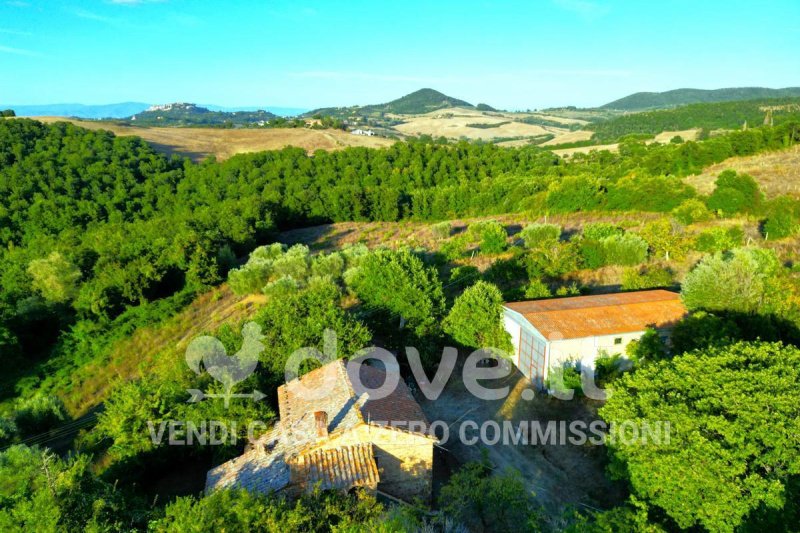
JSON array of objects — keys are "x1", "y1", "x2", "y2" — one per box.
[{"x1": 2, "y1": 116, "x2": 800, "y2": 531}]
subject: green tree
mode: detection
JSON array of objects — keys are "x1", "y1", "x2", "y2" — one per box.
[
  {"x1": 681, "y1": 248, "x2": 786, "y2": 315},
  {"x1": 443, "y1": 281, "x2": 512, "y2": 351},
  {"x1": 439, "y1": 460, "x2": 541, "y2": 533},
  {"x1": 346, "y1": 249, "x2": 445, "y2": 337},
  {"x1": 27, "y1": 252, "x2": 81, "y2": 304},
  {"x1": 601, "y1": 341, "x2": 800, "y2": 532}
]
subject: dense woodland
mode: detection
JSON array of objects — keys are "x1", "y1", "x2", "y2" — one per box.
[{"x1": 2, "y1": 116, "x2": 800, "y2": 531}]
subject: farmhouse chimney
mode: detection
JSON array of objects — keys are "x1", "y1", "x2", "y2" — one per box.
[{"x1": 314, "y1": 411, "x2": 328, "y2": 439}]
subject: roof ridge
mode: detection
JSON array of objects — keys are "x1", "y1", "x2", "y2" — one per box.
[{"x1": 525, "y1": 298, "x2": 681, "y2": 316}]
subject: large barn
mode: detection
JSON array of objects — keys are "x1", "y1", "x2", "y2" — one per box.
[
  {"x1": 503, "y1": 290, "x2": 687, "y2": 388},
  {"x1": 205, "y1": 359, "x2": 437, "y2": 503}
]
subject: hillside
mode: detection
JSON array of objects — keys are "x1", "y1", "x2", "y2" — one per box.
[
  {"x1": 602, "y1": 87, "x2": 800, "y2": 110},
  {"x1": 34, "y1": 117, "x2": 395, "y2": 161},
  {"x1": 587, "y1": 97, "x2": 800, "y2": 142},
  {"x1": 123, "y1": 102, "x2": 278, "y2": 127},
  {"x1": 307, "y1": 88, "x2": 474, "y2": 122}
]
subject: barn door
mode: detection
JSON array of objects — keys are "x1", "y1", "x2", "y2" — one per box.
[{"x1": 519, "y1": 330, "x2": 546, "y2": 389}]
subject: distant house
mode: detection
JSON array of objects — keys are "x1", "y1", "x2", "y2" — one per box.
[
  {"x1": 503, "y1": 290, "x2": 687, "y2": 388},
  {"x1": 351, "y1": 129, "x2": 375, "y2": 136},
  {"x1": 205, "y1": 359, "x2": 437, "y2": 502}
]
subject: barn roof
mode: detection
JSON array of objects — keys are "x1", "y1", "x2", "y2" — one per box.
[
  {"x1": 289, "y1": 443, "x2": 380, "y2": 492},
  {"x1": 504, "y1": 290, "x2": 686, "y2": 341}
]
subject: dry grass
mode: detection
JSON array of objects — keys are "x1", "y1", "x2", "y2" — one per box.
[
  {"x1": 685, "y1": 144, "x2": 800, "y2": 197},
  {"x1": 32, "y1": 117, "x2": 395, "y2": 161},
  {"x1": 61, "y1": 286, "x2": 267, "y2": 416},
  {"x1": 540, "y1": 130, "x2": 594, "y2": 146},
  {"x1": 391, "y1": 107, "x2": 575, "y2": 141}
]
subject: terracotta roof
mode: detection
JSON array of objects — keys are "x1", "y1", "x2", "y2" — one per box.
[
  {"x1": 504, "y1": 290, "x2": 686, "y2": 341},
  {"x1": 206, "y1": 359, "x2": 433, "y2": 494},
  {"x1": 289, "y1": 443, "x2": 379, "y2": 491}
]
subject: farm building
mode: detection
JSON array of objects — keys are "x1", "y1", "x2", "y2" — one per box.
[
  {"x1": 503, "y1": 290, "x2": 687, "y2": 388},
  {"x1": 205, "y1": 359, "x2": 437, "y2": 502}
]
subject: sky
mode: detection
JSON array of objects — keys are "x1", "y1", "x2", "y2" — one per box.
[{"x1": 1, "y1": 0, "x2": 799, "y2": 109}]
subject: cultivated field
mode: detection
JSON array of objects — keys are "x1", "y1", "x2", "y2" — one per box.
[
  {"x1": 686, "y1": 144, "x2": 800, "y2": 197},
  {"x1": 32, "y1": 117, "x2": 395, "y2": 161},
  {"x1": 392, "y1": 107, "x2": 582, "y2": 141}
]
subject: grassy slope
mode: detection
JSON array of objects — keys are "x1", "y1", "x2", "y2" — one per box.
[
  {"x1": 603, "y1": 87, "x2": 800, "y2": 110},
  {"x1": 32, "y1": 117, "x2": 395, "y2": 161}
]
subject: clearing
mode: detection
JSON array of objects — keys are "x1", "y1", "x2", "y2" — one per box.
[
  {"x1": 685, "y1": 144, "x2": 800, "y2": 197},
  {"x1": 32, "y1": 117, "x2": 395, "y2": 161}
]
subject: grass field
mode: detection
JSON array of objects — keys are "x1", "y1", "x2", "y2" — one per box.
[
  {"x1": 686, "y1": 144, "x2": 800, "y2": 197},
  {"x1": 391, "y1": 107, "x2": 581, "y2": 141},
  {"x1": 33, "y1": 117, "x2": 395, "y2": 161}
]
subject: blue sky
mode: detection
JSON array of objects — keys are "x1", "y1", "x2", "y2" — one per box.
[{"x1": 1, "y1": 0, "x2": 799, "y2": 109}]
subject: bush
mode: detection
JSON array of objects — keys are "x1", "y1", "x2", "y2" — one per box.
[
  {"x1": 547, "y1": 360, "x2": 583, "y2": 394},
  {"x1": 639, "y1": 218, "x2": 692, "y2": 261},
  {"x1": 311, "y1": 252, "x2": 345, "y2": 279},
  {"x1": 625, "y1": 329, "x2": 666, "y2": 363},
  {"x1": 672, "y1": 198, "x2": 713, "y2": 225},
  {"x1": 595, "y1": 353, "x2": 627, "y2": 388},
  {"x1": 524, "y1": 279, "x2": 552, "y2": 299},
  {"x1": 469, "y1": 220, "x2": 508, "y2": 254},
  {"x1": 603, "y1": 234, "x2": 649, "y2": 266},
  {"x1": 621, "y1": 266, "x2": 673, "y2": 290},
  {"x1": 706, "y1": 170, "x2": 762, "y2": 215},
  {"x1": 762, "y1": 197, "x2": 799, "y2": 239},
  {"x1": 555, "y1": 283, "x2": 581, "y2": 297},
  {"x1": 694, "y1": 226, "x2": 744, "y2": 253},
  {"x1": 524, "y1": 242, "x2": 581, "y2": 279},
  {"x1": 13, "y1": 395, "x2": 68, "y2": 435},
  {"x1": 431, "y1": 221, "x2": 453, "y2": 239},
  {"x1": 583, "y1": 222, "x2": 623, "y2": 241},
  {"x1": 440, "y1": 234, "x2": 470, "y2": 260},
  {"x1": 519, "y1": 223, "x2": 561, "y2": 248}
]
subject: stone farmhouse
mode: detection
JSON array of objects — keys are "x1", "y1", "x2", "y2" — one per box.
[
  {"x1": 205, "y1": 359, "x2": 437, "y2": 502},
  {"x1": 503, "y1": 290, "x2": 687, "y2": 388}
]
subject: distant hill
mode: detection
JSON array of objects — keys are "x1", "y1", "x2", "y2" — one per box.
[
  {"x1": 602, "y1": 87, "x2": 800, "y2": 110},
  {"x1": 588, "y1": 97, "x2": 800, "y2": 142},
  {"x1": 124, "y1": 103, "x2": 278, "y2": 127},
  {"x1": 4, "y1": 102, "x2": 150, "y2": 119},
  {"x1": 308, "y1": 88, "x2": 474, "y2": 120}
]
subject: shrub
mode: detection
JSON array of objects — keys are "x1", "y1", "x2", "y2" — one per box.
[
  {"x1": 639, "y1": 218, "x2": 692, "y2": 261},
  {"x1": 440, "y1": 234, "x2": 470, "y2": 260},
  {"x1": 524, "y1": 279, "x2": 552, "y2": 299},
  {"x1": 603, "y1": 234, "x2": 649, "y2": 266},
  {"x1": 311, "y1": 252, "x2": 345, "y2": 279},
  {"x1": 524, "y1": 242, "x2": 581, "y2": 279},
  {"x1": 707, "y1": 187, "x2": 746, "y2": 216},
  {"x1": 13, "y1": 395, "x2": 68, "y2": 435},
  {"x1": 547, "y1": 360, "x2": 583, "y2": 394},
  {"x1": 706, "y1": 170, "x2": 762, "y2": 215},
  {"x1": 555, "y1": 283, "x2": 581, "y2": 296},
  {"x1": 595, "y1": 353, "x2": 627, "y2": 388},
  {"x1": 519, "y1": 223, "x2": 561, "y2": 248},
  {"x1": 583, "y1": 222, "x2": 623, "y2": 241},
  {"x1": 271, "y1": 244, "x2": 310, "y2": 280},
  {"x1": 625, "y1": 329, "x2": 666, "y2": 363},
  {"x1": 621, "y1": 266, "x2": 673, "y2": 290},
  {"x1": 579, "y1": 239, "x2": 607, "y2": 269},
  {"x1": 469, "y1": 220, "x2": 508, "y2": 254},
  {"x1": 262, "y1": 276, "x2": 300, "y2": 298},
  {"x1": 694, "y1": 226, "x2": 744, "y2": 253},
  {"x1": 762, "y1": 197, "x2": 800, "y2": 240},
  {"x1": 672, "y1": 198, "x2": 713, "y2": 225},
  {"x1": 431, "y1": 221, "x2": 453, "y2": 239}
]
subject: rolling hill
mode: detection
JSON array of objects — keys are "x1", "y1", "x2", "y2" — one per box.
[
  {"x1": 123, "y1": 102, "x2": 278, "y2": 126},
  {"x1": 602, "y1": 87, "x2": 800, "y2": 110},
  {"x1": 308, "y1": 88, "x2": 474, "y2": 119}
]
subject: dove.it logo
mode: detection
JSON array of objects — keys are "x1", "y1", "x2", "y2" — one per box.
[{"x1": 185, "y1": 322, "x2": 267, "y2": 408}]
